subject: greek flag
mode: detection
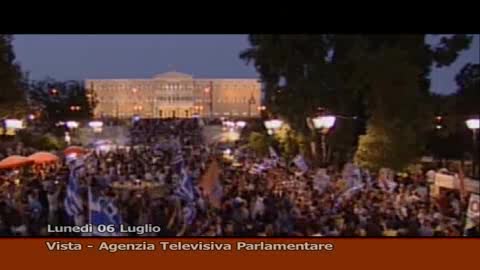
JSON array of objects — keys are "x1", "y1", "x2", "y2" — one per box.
[
  {"x1": 64, "y1": 158, "x2": 85, "y2": 225},
  {"x1": 174, "y1": 169, "x2": 196, "y2": 202},
  {"x1": 293, "y1": 154, "x2": 309, "y2": 173},
  {"x1": 174, "y1": 169, "x2": 198, "y2": 226},
  {"x1": 171, "y1": 151, "x2": 184, "y2": 173},
  {"x1": 89, "y1": 190, "x2": 122, "y2": 236},
  {"x1": 183, "y1": 203, "x2": 197, "y2": 226}
]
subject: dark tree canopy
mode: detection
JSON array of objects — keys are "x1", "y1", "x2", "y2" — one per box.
[
  {"x1": 0, "y1": 35, "x2": 27, "y2": 118},
  {"x1": 28, "y1": 78, "x2": 97, "y2": 126},
  {"x1": 240, "y1": 34, "x2": 473, "y2": 169}
]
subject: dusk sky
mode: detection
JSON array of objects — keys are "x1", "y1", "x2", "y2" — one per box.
[{"x1": 12, "y1": 34, "x2": 479, "y2": 94}]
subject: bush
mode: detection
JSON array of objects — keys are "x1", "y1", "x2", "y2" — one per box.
[
  {"x1": 17, "y1": 129, "x2": 66, "y2": 151},
  {"x1": 37, "y1": 133, "x2": 66, "y2": 150},
  {"x1": 248, "y1": 132, "x2": 269, "y2": 156}
]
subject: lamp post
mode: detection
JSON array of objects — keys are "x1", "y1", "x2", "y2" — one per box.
[
  {"x1": 66, "y1": 121, "x2": 79, "y2": 129},
  {"x1": 248, "y1": 94, "x2": 256, "y2": 118},
  {"x1": 89, "y1": 120, "x2": 104, "y2": 133},
  {"x1": 70, "y1": 105, "x2": 81, "y2": 112},
  {"x1": 466, "y1": 118, "x2": 479, "y2": 178},
  {"x1": 311, "y1": 115, "x2": 336, "y2": 166},
  {"x1": 257, "y1": 105, "x2": 266, "y2": 119}
]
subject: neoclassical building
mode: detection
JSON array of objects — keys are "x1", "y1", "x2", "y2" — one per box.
[{"x1": 85, "y1": 71, "x2": 262, "y2": 119}]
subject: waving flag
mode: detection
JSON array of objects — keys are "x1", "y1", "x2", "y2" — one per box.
[
  {"x1": 171, "y1": 151, "x2": 185, "y2": 174},
  {"x1": 174, "y1": 169, "x2": 198, "y2": 226},
  {"x1": 293, "y1": 154, "x2": 309, "y2": 173},
  {"x1": 64, "y1": 158, "x2": 85, "y2": 225},
  {"x1": 88, "y1": 189, "x2": 123, "y2": 236},
  {"x1": 174, "y1": 169, "x2": 196, "y2": 202},
  {"x1": 183, "y1": 203, "x2": 197, "y2": 226}
]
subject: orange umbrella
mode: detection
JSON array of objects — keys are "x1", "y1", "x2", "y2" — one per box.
[
  {"x1": 64, "y1": 146, "x2": 87, "y2": 156},
  {"x1": 0, "y1": 155, "x2": 34, "y2": 170},
  {"x1": 28, "y1": 152, "x2": 59, "y2": 164}
]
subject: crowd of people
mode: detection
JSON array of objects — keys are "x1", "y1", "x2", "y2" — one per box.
[
  {"x1": 0, "y1": 118, "x2": 478, "y2": 237},
  {"x1": 0, "y1": 119, "x2": 211, "y2": 236},
  {"x1": 180, "y1": 148, "x2": 478, "y2": 237}
]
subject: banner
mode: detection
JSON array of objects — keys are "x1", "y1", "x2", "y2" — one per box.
[{"x1": 464, "y1": 193, "x2": 479, "y2": 235}]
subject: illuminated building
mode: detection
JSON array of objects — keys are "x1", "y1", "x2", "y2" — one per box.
[{"x1": 86, "y1": 71, "x2": 262, "y2": 118}]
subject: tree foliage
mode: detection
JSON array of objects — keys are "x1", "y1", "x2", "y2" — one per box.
[
  {"x1": 28, "y1": 78, "x2": 97, "y2": 126},
  {"x1": 274, "y1": 123, "x2": 301, "y2": 160},
  {"x1": 240, "y1": 34, "x2": 473, "y2": 168},
  {"x1": 248, "y1": 131, "x2": 270, "y2": 156},
  {"x1": 455, "y1": 63, "x2": 479, "y2": 117},
  {"x1": 0, "y1": 35, "x2": 27, "y2": 134}
]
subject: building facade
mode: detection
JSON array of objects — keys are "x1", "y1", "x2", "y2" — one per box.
[{"x1": 86, "y1": 71, "x2": 262, "y2": 119}]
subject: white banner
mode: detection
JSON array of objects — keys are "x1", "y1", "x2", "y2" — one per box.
[{"x1": 464, "y1": 193, "x2": 479, "y2": 234}]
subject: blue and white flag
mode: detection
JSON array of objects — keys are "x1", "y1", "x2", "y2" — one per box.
[
  {"x1": 174, "y1": 169, "x2": 196, "y2": 202},
  {"x1": 64, "y1": 158, "x2": 85, "y2": 225},
  {"x1": 183, "y1": 203, "x2": 197, "y2": 226},
  {"x1": 171, "y1": 151, "x2": 184, "y2": 173},
  {"x1": 89, "y1": 190, "x2": 122, "y2": 236},
  {"x1": 293, "y1": 154, "x2": 309, "y2": 173},
  {"x1": 174, "y1": 169, "x2": 198, "y2": 226}
]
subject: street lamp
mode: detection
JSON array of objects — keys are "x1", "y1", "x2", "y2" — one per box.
[
  {"x1": 50, "y1": 88, "x2": 59, "y2": 96},
  {"x1": 66, "y1": 121, "x2": 79, "y2": 129},
  {"x1": 236, "y1": 121, "x2": 247, "y2": 129},
  {"x1": 264, "y1": 119, "x2": 283, "y2": 135},
  {"x1": 311, "y1": 115, "x2": 336, "y2": 166},
  {"x1": 466, "y1": 118, "x2": 479, "y2": 178},
  {"x1": 70, "y1": 106, "x2": 81, "y2": 112},
  {"x1": 88, "y1": 121, "x2": 104, "y2": 133}
]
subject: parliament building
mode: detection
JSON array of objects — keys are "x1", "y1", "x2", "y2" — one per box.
[{"x1": 85, "y1": 71, "x2": 262, "y2": 119}]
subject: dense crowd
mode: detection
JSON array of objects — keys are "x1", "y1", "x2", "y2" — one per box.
[
  {"x1": 0, "y1": 118, "x2": 478, "y2": 237},
  {"x1": 0, "y1": 119, "x2": 211, "y2": 236},
  {"x1": 181, "y1": 150, "x2": 478, "y2": 237}
]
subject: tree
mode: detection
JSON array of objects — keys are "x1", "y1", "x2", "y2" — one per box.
[
  {"x1": 248, "y1": 132, "x2": 270, "y2": 156},
  {"x1": 455, "y1": 63, "x2": 480, "y2": 116},
  {"x1": 274, "y1": 123, "x2": 301, "y2": 161},
  {"x1": 28, "y1": 79, "x2": 97, "y2": 127},
  {"x1": 0, "y1": 35, "x2": 27, "y2": 135},
  {"x1": 240, "y1": 34, "x2": 472, "y2": 168}
]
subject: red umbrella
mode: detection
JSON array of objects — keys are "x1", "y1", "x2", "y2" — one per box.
[
  {"x1": 28, "y1": 152, "x2": 59, "y2": 164},
  {"x1": 0, "y1": 155, "x2": 34, "y2": 170},
  {"x1": 64, "y1": 146, "x2": 87, "y2": 156}
]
